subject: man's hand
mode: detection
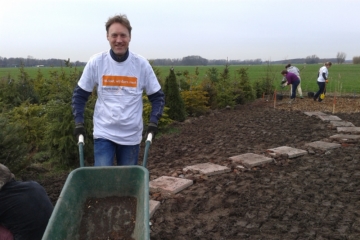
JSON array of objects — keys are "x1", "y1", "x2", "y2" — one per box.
[
  {"x1": 325, "y1": 79, "x2": 329, "y2": 83},
  {"x1": 74, "y1": 123, "x2": 85, "y2": 141},
  {"x1": 145, "y1": 122, "x2": 158, "y2": 140}
]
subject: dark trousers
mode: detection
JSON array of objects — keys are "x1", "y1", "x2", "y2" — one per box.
[
  {"x1": 314, "y1": 82, "x2": 326, "y2": 102},
  {"x1": 290, "y1": 80, "x2": 300, "y2": 99}
]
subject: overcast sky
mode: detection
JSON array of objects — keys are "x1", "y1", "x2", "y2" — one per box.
[{"x1": 1, "y1": 0, "x2": 359, "y2": 62}]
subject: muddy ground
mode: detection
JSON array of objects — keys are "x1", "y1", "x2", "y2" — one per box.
[{"x1": 25, "y1": 96, "x2": 360, "y2": 239}]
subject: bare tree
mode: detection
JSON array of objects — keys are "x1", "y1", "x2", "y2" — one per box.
[
  {"x1": 353, "y1": 56, "x2": 360, "y2": 64},
  {"x1": 305, "y1": 54, "x2": 319, "y2": 64},
  {"x1": 336, "y1": 52, "x2": 346, "y2": 64}
]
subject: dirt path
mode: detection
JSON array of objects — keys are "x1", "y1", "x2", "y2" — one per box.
[{"x1": 31, "y1": 97, "x2": 360, "y2": 239}]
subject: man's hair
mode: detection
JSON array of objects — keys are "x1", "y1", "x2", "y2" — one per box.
[
  {"x1": 281, "y1": 70, "x2": 288, "y2": 74},
  {"x1": 285, "y1": 64, "x2": 291, "y2": 68},
  {"x1": 0, "y1": 164, "x2": 13, "y2": 190},
  {"x1": 105, "y1": 14, "x2": 132, "y2": 35},
  {"x1": 325, "y1": 62, "x2": 332, "y2": 66}
]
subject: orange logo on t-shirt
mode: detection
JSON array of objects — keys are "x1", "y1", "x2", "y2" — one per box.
[{"x1": 102, "y1": 75, "x2": 138, "y2": 88}]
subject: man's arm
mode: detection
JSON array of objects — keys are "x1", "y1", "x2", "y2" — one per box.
[
  {"x1": 147, "y1": 89, "x2": 165, "y2": 124},
  {"x1": 71, "y1": 85, "x2": 92, "y2": 124}
]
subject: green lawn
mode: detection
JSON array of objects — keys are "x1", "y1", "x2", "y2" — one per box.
[
  {"x1": 157, "y1": 64, "x2": 360, "y2": 94},
  {"x1": 0, "y1": 66, "x2": 85, "y2": 79},
  {"x1": 1, "y1": 64, "x2": 359, "y2": 94}
]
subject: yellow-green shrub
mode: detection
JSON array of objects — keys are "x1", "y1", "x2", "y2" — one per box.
[{"x1": 180, "y1": 86, "x2": 209, "y2": 117}]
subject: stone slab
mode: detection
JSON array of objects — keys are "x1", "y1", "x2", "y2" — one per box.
[
  {"x1": 317, "y1": 115, "x2": 342, "y2": 121},
  {"x1": 304, "y1": 111, "x2": 327, "y2": 117},
  {"x1": 149, "y1": 176, "x2": 193, "y2": 194},
  {"x1": 266, "y1": 146, "x2": 308, "y2": 158},
  {"x1": 305, "y1": 141, "x2": 341, "y2": 150},
  {"x1": 183, "y1": 162, "x2": 231, "y2": 176},
  {"x1": 149, "y1": 200, "x2": 160, "y2": 218},
  {"x1": 330, "y1": 121, "x2": 355, "y2": 129},
  {"x1": 330, "y1": 134, "x2": 360, "y2": 142},
  {"x1": 337, "y1": 127, "x2": 360, "y2": 134},
  {"x1": 229, "y1": 153, "x2": 273, "y2": 168}
]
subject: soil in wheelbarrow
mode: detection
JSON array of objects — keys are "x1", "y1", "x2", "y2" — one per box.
[
  {"x1": 79, "y1": 196, "x2": 137, "y2": 240},
  {"x1": 22, "y1": 97, "x2": 360, "y2": 239}
]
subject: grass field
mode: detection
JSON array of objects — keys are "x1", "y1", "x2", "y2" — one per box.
[{"x1": 1, "y1": 64, "x2": 359, "y2": 94}]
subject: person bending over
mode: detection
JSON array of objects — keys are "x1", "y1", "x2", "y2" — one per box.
[
  {"x1": 281, "y1": 70, "x2": 300, "y2": 103},
  {"x1": 0, "y1": 164, "x2": 53, "y2": 240}
]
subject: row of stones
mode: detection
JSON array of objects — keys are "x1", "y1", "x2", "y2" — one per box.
[{"x1": 149, "y1": 111, "x2": 360, "y2": 217}]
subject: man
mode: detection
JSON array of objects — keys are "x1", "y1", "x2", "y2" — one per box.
[
  {"x1": 71, "y1": 14, "x2": 165, "y2": 166},
  {"x1": 284, "y1": 64, "x2": 303, "y2": 99},
  {"x1": 281, "y1": 70, "x2": 300, "y2": 103},
  {"x1": 0, "y1": 164, "x2": 53, "y2": 240}
]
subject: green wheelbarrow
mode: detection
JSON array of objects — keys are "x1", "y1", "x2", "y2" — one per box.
[{"x1": 42, "y1": 134, "x2": 153, "y2": 240}]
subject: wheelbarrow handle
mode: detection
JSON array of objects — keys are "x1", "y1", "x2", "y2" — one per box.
[
  {"x1": 143, "y1": 133, "x2": 153, "y2": 168},
  {"x1": 146, "y1": 133, "x2": 153, "y2": 143},
  {"x1": 77, "y1": 134, "x2": 85, "y2": 167},
  {"x1": 77, "y1": 134, "x2": 85, "y2": 145}
]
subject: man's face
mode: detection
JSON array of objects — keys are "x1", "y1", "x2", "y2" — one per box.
[{"x1": 107, "y1": 22, "x2": 131, "y2": 57}]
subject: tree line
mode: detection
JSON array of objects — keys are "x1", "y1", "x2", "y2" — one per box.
[
  {"x1": 151, "y1": 52, "x2": 354, "y2": 66},
  {"x1": 2, "y1": 51, "x2": 358, "y2": 68},
  {"x1": 0, "y1": 56, "x2": 87, "y2": 68}
]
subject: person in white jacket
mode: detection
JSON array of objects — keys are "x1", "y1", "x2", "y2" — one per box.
[{"x1": 313, "y1": 62, "x2": 332, "y2": 102}]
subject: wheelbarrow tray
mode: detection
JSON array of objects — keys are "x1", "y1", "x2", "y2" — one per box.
[{"x1": 42, "y1": 166, "x2": 149, "y2": 240}]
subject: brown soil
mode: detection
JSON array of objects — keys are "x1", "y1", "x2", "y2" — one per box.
[
  {"x1": 79, "y1": 196, "x2": 137, "y2": 240},
  {"x1": 24, "y1": 96, "x2": 360, "y2": 239}
]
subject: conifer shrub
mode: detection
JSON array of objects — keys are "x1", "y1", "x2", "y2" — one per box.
[
  {"x1": 8, "y1": 102, "x2": 46, "y2": 151},
  {"x1": 234, "y1": 68, "x2": 255, "y2": 104},
  {"x1": 215, "y1": 78, "x2": 236, "y2": 109},
  {"x1": 253, "y1": 64, "x2": 276, "y2": 98},
  {"x1": 253, "y1": 77, "x2": 275, "y2": 98},
  {"x1": 0, "y1": 115, "x2": 27, "y2": 172},
  {"x1": 164, "y1": 68, "x2": 186, "y2": 122},
  {"x1": 200, "y1": 79, "x2": 218, "y2": 109},
  {"x1": 181, "y1": 86, "x2": 209, "y2": 117}
]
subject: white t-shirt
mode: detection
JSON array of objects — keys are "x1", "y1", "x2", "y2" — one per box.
[
  {"x1": 286, "y1": 66, "x2": 300, "y2": 78},
  {"x1": 78, "y1": 51, "x2": 161, "y2": 145},
  {"x1": 317, "y1": 66, "x2": 328, "y2": 82}
]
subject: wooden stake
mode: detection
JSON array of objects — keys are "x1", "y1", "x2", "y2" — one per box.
[
  {"x1": 274, "y1": 89, "x2": 276, "y2": 108},
  {"x1": 332, "y1": 92, "x2": 336, "y2": 114}
]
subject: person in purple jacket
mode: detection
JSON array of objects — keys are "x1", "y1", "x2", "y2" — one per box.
[{"x1": 281, "y1": 70, "x2": 300, "y2": 103}]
